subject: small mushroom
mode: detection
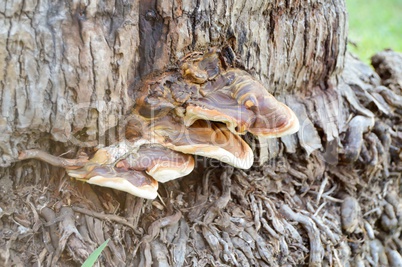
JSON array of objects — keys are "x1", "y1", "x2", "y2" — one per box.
[{"x1": 181, "y1": 49, "x2": 221, "y2": 83}]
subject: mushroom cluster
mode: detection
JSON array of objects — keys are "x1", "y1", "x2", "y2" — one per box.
[{"x1": 19, "y1": 49, "x2": 299, "y2": 199}]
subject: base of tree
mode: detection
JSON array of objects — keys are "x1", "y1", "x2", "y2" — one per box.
[{"x1": 1, "y1": 50, "x2": 401, "y2": 266}]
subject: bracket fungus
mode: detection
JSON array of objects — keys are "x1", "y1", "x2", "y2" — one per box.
[{"x1": 19, "y1": 49, "x2": 299, "y2": 199}]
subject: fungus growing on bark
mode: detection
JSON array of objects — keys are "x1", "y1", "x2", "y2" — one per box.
[
  {"x1": 151, "y1": 118, "x2": 254, "y2": 169},
  {"x1": 65, "y1": 141, "x2": 196, "y2": 199},
  {"x1": 20, "y1": 142, "x2": 195, "y2": 199},
  {"x1": 18, "y1": 49, "x2": 299, "y2": 199},
  {"x1": 74, "y1": 166, "x2": 159, "y2": 199},
  {"x1": 183, "y1": 70, "x2": 300, "y2": 138}
]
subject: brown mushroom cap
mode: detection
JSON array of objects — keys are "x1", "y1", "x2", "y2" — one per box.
[
  {"x1": 117, "y1": 145, "x2": 195, "y2": 183},
  {"x1": 248, "y1": 97, "x2": 299, "y2": 138},
  {"x1": 18, "y1": 148, "x2": 159, "y2": 199},
  {"x1": 184, "y1": 91, "x2": 254, "y2": 134},
  {"x1": 66, "y1": 140, "x2": 194, "y2": 198},
  {"x1": 183, "y1": 69, "x2": 300, "y2": 138},
  {"x1": 151, "y1": 118, "x2": 254, "y2": 169},
  {"x1": 231, "y1": 72, "x2": 299, "y2": 137},
  {"x1": 66, "y1": 156, "x2": 158, "y2": 199},
  {"x1": 73, "y1": 166, "x2": 158, "y2": 199}
]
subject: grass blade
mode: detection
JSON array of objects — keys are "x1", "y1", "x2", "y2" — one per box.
[{"x1": 81, "y1": 238, "x2": 110, "y2": 267}]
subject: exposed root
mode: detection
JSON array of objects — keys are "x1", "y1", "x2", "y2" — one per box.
[
  {"x1": 203, "y1": 166, "x2": 234, "y2": 224},
  {"x1": 51, "y1": 207, "x2": 92, "y2": 265},
  {"x1": 72, "y1": 206, "x2": 142, "y2": 234},
  {"x1": 18, "y1": 149, "x2": 88, "y2": 169},
  {"x1": 280, "y1": 204, "x2": 324, "y2": 267},
  {"x1": 39, "y1": 207, "x2": 60, "y2": 250}
]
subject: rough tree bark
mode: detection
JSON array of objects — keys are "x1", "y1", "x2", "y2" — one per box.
[{"x1": 1, "y1": 0, "x2": 401, "y2": 266}]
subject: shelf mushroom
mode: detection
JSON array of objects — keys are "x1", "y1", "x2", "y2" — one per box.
[
  {"x1": 18, "y1": 49, "x2": 299, "y2": 199},
  {"x1": 19, "y1": 141, "x2": 195, "y2": 199},
  {"x1": 151, "y1": 117, "x2": 254, "y2": 169},
  {"x1": 183, "y1": 75, "x2": 300, "y2": 138},
  {"x1": 67, "y1": 142, "x2": 195, "y2": 199}
]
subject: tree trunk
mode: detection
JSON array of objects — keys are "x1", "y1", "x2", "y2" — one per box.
[
  {"x1": 1, "y1": 0, "x2": 401, "y2": 266},
  {"x1": 0, "y1": 0, "x2": 347, "y2": 165}
]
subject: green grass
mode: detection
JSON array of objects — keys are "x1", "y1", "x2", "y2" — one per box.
[
  {"x1": 81, "y1": 239, "x2": 110, "y2": 267},
  {"x1": 346, "y1": 0, "x2": 402, "y2": 63}
]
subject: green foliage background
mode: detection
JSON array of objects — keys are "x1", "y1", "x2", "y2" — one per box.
[{"x1": 347, "y1": 0, "x2": 402, "y2": 63}]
